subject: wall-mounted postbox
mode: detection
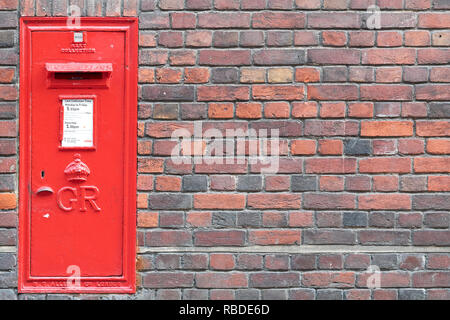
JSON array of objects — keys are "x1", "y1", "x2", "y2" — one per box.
[{"x1": 19, "y1": 18, "x2": 138, "y2": 293}]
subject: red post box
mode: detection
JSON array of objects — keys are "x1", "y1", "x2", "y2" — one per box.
[{"x1": 19, "y1": 18, "x2": 138, "y2": 293}]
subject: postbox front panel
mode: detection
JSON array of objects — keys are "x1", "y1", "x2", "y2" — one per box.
[{"x1": 19, "y1": 18, "x2": 137, "y2": 293}]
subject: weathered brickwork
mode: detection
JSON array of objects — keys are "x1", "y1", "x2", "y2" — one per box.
[{"x1": 0, "y1": 0, "x2": 449, "y2": 300}]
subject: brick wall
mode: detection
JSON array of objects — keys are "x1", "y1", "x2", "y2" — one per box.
[{"x1": 0, "y1": 0, "x2": 449, "y2": 300}]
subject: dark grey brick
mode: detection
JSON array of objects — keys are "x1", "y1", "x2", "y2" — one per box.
[
  {"x1": 429, "y1": 103, "x2": 450, "y2": 118},
  {"x1": 344, "y1": 139, "x2": 371, "y2": 155},
  {"x1": 0, "y1": 289, "x2": 16, "y2": 300},
  {"x1": 261, "y1": 289, "x2": 288, "y2": 300},
  {"x1": 18, "y1": 294, "x2": 47, "y2": 300},
  {"x1": 213, "y1": 31, "x2": 239, "y2": 48},
  {"x1": 0, "y1": 229, "x2": 16, "y2": 246},
  {"x1": 433, "y1": 0, "x2": 450, "y2": 9},
  {"x1": 237, "y1": 175, "x2": 262, "y2": 192},
  {"x1": 0, "y1": 271, "x2": 16, "y2": 288},
  {"x1": 0, "y1": 31, "x2": 14, "y2": 48},
  {"x1": 183, "y1": 289, "x2": 208, "y2": 300},
  {"x1": 424, "y1": 212, "x2": 449, "y2": 229},
  {"x1": 254, "y1": 49, "x2": 306, "y2": 65},
  {"x1": 182, "y1": 175, "x2": 207, "y2": 192},
  {"x1": 153, "y1": 104, "x2": 178, "y2": 119},
  {"x1": 369, "y1": 211, "x2": 395, "y2": 228},
  {"x1": 317, "y1": 289, "x2": 343, "y2": 300},
  {"x1": 372, "y1": 254, "x2": 398, "y2": 270},
  {"x1": 237, "y1": 211, "x2": 262, "y2": 227},
  {"x1": 399, "y1": 289, "x2": 426, "y2": 300},
  {"x1": 155, "y1": 254, "x2": 181, "y2": 270},
  {"x1": 211, "y1": 68, "x2": 239, "y2": 83},
  {"x1": 323, "y1": 66, "x2": 348, "y2": 82},
  {"x1": 212, "y1": 211, "x2": 237, "y2": 228},
  {"x1": 149, "y1": 194, "x2": 191, "y2": 210},
  {"x1": 142, "y1": 86, "x2": 195, "y2": 101},
  {"x1": 291, "y1": 254, "x2": 316, "y2": 270},
  {"x1": 236, "y1": 289, "x2": 260, "y2": 300},
  {"x1": 291, "y1": 175, "x2": 317, "y2": 192},
  {"x1": 0, "y1": 253, "x2": 15, "y2": 270},
  {"x1": 343, "y1": 212, "x2": 368, "y2": 227},
  {"x1": 0, "y1": 175, "x2": 15, "y2": 192},
  {"x1": 240, "y1": 31, "x2": 264, "y2": 47},
  {"x1": 0, "y1": 104, "x2": 16, "y2": 119},
  {"x1": 374, "y1": 102, "x2": 401, "y2": 118},
  {"x1": 181, "y1": 103, "x2": 207, "y2": 120},
  {"x1": 267, "y1": 31, "x2": 293, "y2": 47},
  {"x1": 413, "y1": 195, "x2": 450, "y2": 210},
  {"x1": 0, "y1": 12, "x2": 17, "y2": 28}
]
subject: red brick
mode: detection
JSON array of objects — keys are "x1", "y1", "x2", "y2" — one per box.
[
  {"x1": 208, "y1": 103, "x2": 234, "y2": 119},
  {"x1": 194, "y1": 194, "x2": 245, "y2": 209},
  {"x1": 210, "y1": 254, "x2": 235, "y2": 270},
  {"x1": 405, "y1": 31, "x2": 430, "y2": 46},
  {"x1": 185, "y1": 68, "x2": 209, "y2": 83},
  {"x1": 427, "y1": 139, "x2": 450, "y2": 154},
  {"x1": 291, "y1": 140, "x2": 316, "y2": 155},
  {"x1": 262, "y1": 101, "x2": 290, "y2": 119},
  {"x1": 249, "y1": 230, "x2": 301, "y2": 245},
  {"x1": 186, "y1": 31, "x2": 212, "y2": 47},
  {"x1": 199, "y1": 50, "x2": 251, "y2": 66},
  {"x1": 236, "y1": 102, "x2": 262, "y2": 119},
  {"x1": 292, "y1": 102, "x2": 318, "y2": 118},
  {"x1": 322, "y1": 31, "x2": 347, "y2": 47},
  {"x1": 375, "y1": 67, "x2": 402, "y2": 83},
  {"x1": 359, "y1": 194, "x2": 411, "y2": 210},
  {"x1": 428, "y1": 254, "x2": 450, "y2": 270},
  {"x1": 0, "y1": 68, "x2": 14, "y2": 83},
  {"x1": 138, "y1": 212, "x2": 158, "y2": 228},
  {"x1": 318, "y1": 140, "x2": 343, "y2": 155},
  {"x1": 320, "y1": 102, "x2": 346, "y2": 118},
  {"x1": 358, "y1": 272, "x2": 410, "y2": 288},
  {"x1": 304, "y1": 193, "x2": 356, "y2": 210},
  {"x1": 186, "y1": 212, "x2": 212, "y2": 227},
  {"x1": 419, "y1": 13, "x2": 450, "y2": 28},
  {"x1": 320, "y1": 176, "x2": 344, "y2": 191},
  {"x1": 414, "y1": 157, "x2": 450, "y2": 173},
  {"x1": 295, "y1": 67, "x2": 320, "y2": 83},
  {"x1": 348, "y1": 102, "x2": 373, "y2": 118},
  {"x1": 398, "y1": 139, "x2": 425, "y2": 155},
  {"x1": 362, "y1": 49, "x2": 416, "y2": 65},
  {"x1": 155, "y1": 176, "x2": 182, "y2": 192},
  {"x1": 198, "y1": 86, "x2": 249, "y2": 101},
  {"x1": 302, "y1": 272, "x2": 355, "y2": 288},
  {"x1": 253, "y1": 85, "x2": 304, "y2": 101},
  {"x1": 416, "y1": 85, "x2": 450, "y2": 101},
  {"x1": 0, "y1": 193, "x2": 16, "y2": 210},
  {"x1": 305, "y1": 158, "x2": 357, "y2": 174},
  {"x1": 359, "y1": 158, "x2": 411, "y2": 173},
  {"x1": 361, "y1": 121, "x2": 413, "y2": 137},
  {"x1": 308, "y1": 85, "x2": 358, "y2": 100},
  {"x1": 248, "y1": 194, "x2": 301, "y2": 209},
  {"x1": 416, "y1": 121, "x2": 450, "y2": 137},
  {"x1": 289, "y1": 211, "x2": 314, "y2": 227},
  {"x1": 373, "y1": 176, "x2": 399, "y2": 192},
  {"x1": 253, "y1": 12, "x2": 305, "y2": 29}
]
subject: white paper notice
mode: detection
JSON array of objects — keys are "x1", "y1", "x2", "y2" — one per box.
[{"x1": 61, "y1": 99, "x2": 94, "y2": 148}]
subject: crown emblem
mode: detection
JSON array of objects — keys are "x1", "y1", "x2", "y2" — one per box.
[{"x1": 64, "y1": 154, "x2": 90, "y2": 182}]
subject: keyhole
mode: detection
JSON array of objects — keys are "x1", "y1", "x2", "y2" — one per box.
[{"x1": 41, "y1": 171, "x2": 45, "y2": 178}]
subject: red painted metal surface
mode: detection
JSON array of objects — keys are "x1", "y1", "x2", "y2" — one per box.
[{"x1": 19, "y1": 17, "x2": 138, "y2": 293}]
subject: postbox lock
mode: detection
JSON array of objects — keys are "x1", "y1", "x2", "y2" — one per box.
[{"x1": 64, "y1": 154, "x2": 90, "y2": 183}]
